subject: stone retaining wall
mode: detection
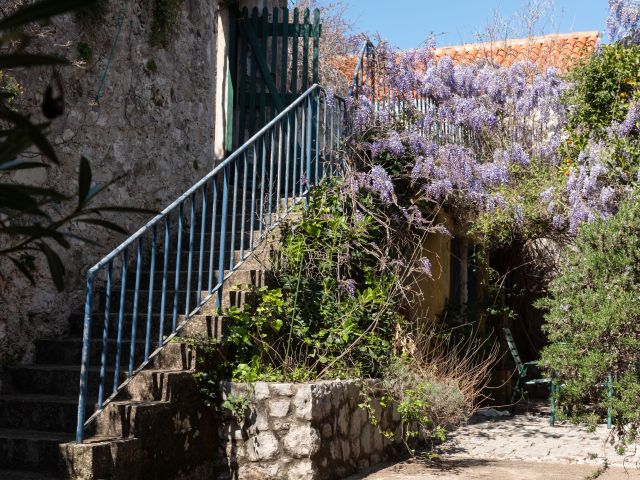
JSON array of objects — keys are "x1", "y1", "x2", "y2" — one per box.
[{"x1": 216, "y1": 380, "x2": 407, "y2": 480}]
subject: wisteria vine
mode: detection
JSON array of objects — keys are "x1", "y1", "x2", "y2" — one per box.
[{"x1": 344, "y1": 3, "x2": 640, "y2": 243}]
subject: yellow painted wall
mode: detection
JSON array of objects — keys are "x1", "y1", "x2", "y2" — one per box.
[{"x1": 409, "y1": 214, "x2": 454, "y2": 324}]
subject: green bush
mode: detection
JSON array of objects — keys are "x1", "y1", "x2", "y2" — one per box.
[
  {"x1": 222, "y1": 180, "x2": 403, "y2": 383},
  {"x1": 561, "y1": 43, "x2": 640, "y2": 178},
  {"x1": 538, "y1": 194, "x2": 640, "y2": 440}
]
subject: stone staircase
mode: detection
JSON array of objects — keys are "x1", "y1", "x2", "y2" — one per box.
[{"x1": 0, "y1": 204, "x2": 279, "y2": 479}]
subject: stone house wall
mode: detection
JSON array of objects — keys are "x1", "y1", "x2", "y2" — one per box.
[
  {"x1": 216, "y1": 380, "x2": 407, "y2": 480},
  {"x1": 0, "y1": 0, "x2": 283, "y2": 364}
]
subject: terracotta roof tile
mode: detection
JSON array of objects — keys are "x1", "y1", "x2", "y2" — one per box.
[
  {"x1": 328, "y1": 31, "x2": 600, "y2": 87},
  {"x1": 434, "y1": 31, "x2": 600, "y2": 71}
]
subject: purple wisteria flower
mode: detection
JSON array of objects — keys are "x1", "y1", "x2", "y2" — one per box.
[
  {"x1": 619, "y1": 99, "x2": 640, "y2": 136},
  {"x1": 418, "y1": 257, "x2": 433, "y2": 279},
  {"x1": 608, "y1": 0, "x2": 640, "y2": 44},
  {"x1": 367, "y1": 165, "x2": 395, "y2": 205},
  {"x1": 339, "y1": 279, "x2": 357, "y2": 298}
]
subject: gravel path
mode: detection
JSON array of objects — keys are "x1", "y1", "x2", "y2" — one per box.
[{"x1": 349, "y1": 410, "x2": 640, "y2": 479}]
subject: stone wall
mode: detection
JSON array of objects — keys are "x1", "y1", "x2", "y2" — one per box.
[
  {"x1": 0, "y1": 0, "x2": 284, "y2": 364},
  {"x1": 216, "y1": 380, "x2": 407, "y2": 480}
]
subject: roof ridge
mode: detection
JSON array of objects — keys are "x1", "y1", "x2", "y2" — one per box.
[{"x1": 435, "y1": 31, "x2": 600, "y2": 52}]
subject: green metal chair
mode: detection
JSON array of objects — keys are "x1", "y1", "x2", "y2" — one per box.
[
  {"x1": 503, "y1": 327, "x2": 556, "y2": 425},
  {"x1": 503, "y1": 327, "x2": 613, "y2": 428}
]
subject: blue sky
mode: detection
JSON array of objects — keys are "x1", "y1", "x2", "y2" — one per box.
[{"x1": 327, "y1": 0, "x2": 608, "y2": 49}]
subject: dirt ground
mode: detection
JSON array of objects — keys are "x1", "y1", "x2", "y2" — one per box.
[
  {"x1": 349, "y1": 457, "x2": 640, "y2": 479},
  {"x1": 348, "y1": 405, "x2": 640, "y2": 480}
]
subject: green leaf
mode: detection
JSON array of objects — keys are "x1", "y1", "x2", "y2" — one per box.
[
  {"x1": 38, "y1": 241, "x2": 65, "y2": 291},
  {"x1": 0, "y1": 53, "x2": 68, "y2": 69},
  {"x1": 77, "y1": 218, "x2": 127, "y2": 234},
  {"x1": 0, "y1": 0, "x2": 99, "y2": 32},
  {"x1": 8, "y1": 256, "x2": 35, "y2": 286},
  {"x1": 78, "y1": 156, "x2": 91, "y2": 206}
]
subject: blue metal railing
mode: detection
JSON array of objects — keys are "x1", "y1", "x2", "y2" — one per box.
[{"x1": 75, "y1": 84, "x2": 346, "y2": 442}]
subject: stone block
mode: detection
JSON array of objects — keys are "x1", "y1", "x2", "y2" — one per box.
[
  {"x1": 350, "y1": 408, "x2": 366, "y2": 438},
  {"x1": 269, "y1": 383, "x2": 295, "y2": 397},
  {"x1": 246, "y1": 431, "x2": 280, "y2": 462},
  {"x1": 341, "y1": 438, "x2": 351, "y2": 460},
  {"x1": 288, "y1": 459, "x2": 316, "y2": 480},
  {"x1": 269, "y1": 397, "x2": 291, "y2": 418},
  {"x1": 283, "y1": 425, "x2": 321, "y2": 458},
  {"x1": 294, "y1": 385, "x2": 313, "y2": 420},
  {"x1": 338, "y1": 405, "x2": 350, "y2": 436},
  {"x1": 253, "y1": 382, "x2": 270, "y2": 401},
  {"x1": 361, "y1": 422, "x2": 373, "y2": 455}
]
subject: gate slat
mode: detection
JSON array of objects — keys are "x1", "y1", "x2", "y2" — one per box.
[
  {"x1": 248, "y1": 7, "x2": 259, "y2": 138},
  {"x1": 302, "y1": 8, "x2": 309, "y2": 90},
  {"x1": 281, "y1": 7, "x2": 289, "y2": 104},
  {"x1": 312, "y1": 8, "x2": 320, "y2": 84},
  {"x1": 271, "y1": 7, "x2": 279, "y2": 121},
  {"x1": 260, "y1": 7, "x2": 269, "y2": 131},
  {"x1": 237, "y1": 7, "x2": 249, "y2": 146},
  {"x1": 291, "y1": 8, "x2": 299, "y2": 99}
]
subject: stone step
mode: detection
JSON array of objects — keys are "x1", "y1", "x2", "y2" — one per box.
[
  {"x1": 6, "y1": 364, "x2": 127, "y2": 397},
  {"x1": 93, "y1": 400, "x2": 173, "y2": 438},
  {"x1": 6, "y1": 353, "x2": 189, "y2": 398},
  {"x1": 59, "y1": 436, "x2": 142, "y2": 479},
  {"x1": 0, "y1": 428, "x2": 73, "y2": 474},
  {"x1": 73, "y1": 291, "x2": 253, "y2": 341},
  {"x1": 0, "y1": 394, "x2": 79, "y2": 433},
  {"x1": 128, "y1": 267, "x2": 266, "y2": 288},
  {"x1": 34, "y1": 337, "x2": 192, "y2": 369},
  {"x1": 0, "y1": 469, "x2": 61, "y2": 479}
]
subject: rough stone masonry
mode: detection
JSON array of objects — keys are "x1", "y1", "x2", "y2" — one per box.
[{"x1": 216, "y1": 380, "x2": 407, "y2": 480}]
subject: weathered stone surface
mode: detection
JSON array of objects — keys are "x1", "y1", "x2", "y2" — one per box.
[
  {"x1": 248, "y1": 409, "x2": 269, "y2": 433},
  {"x1": 269, "y1": 383, "x2": 295, "y2": 397},
  {"x1": 294, "y1": 385, "x2": 313, "y2": 420},
  {"x1": 288, "y1": 459, "x2": 316, "y2": 480},
  {"x1": 269, "y1": 397, "x2": 291, "y2": 418},
  {"x1": 350, "y1": 408, "x2": 366, "y2": 438},
  {"x1": 246, "y1": 431, "x2": 280, "y2": 462},
  {"x1": 218, "y1": 379, "x2": 408, "y2": 480},
  {"x1": 253, "y1": 382, "x2": 271, "y2": 401},
  {"x1": 2, "y1": 0, "x2": 221, "y2": 362},
  {"x1": 338, "y1": 405, "x2": 350, "y2": 436},
  {"x1": 361, "y1": 422, "x2": 373, "y2": 455},
  {"x1": 283, "y1": 425, "x2": 322, "y2": 458}
]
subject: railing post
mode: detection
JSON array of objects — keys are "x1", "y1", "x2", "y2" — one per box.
[
  {"x1": 76, "y1": 272, "x2": 95, "y2": 443},
  {"x1": 305, "y1": 94, "x2": 312, "y2": 202},
  {"x1": 217, "y1": 164, "x2": 230, "y2": 309}
]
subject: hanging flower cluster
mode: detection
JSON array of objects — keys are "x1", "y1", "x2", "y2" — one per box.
[
  {"x1": 608, "y1": 0, "x2": 640, "y2": 44},
  {"x1": 346, "y1": 40, "x2": 569, "y2": 237}
]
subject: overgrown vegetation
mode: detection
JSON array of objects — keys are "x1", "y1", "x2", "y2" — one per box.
[
  {"x1": 76, "y1": 41, "x2": 93, "y2": 63},
  {"x1": 150, "y1": 0, "x2": 184, "y2": 48},
  {"x1": 536, "y1": 1, "x2": 640, "y2": 446},
  {"x1": 539, "y1": 195, "x2": 640, "y2": 443},
  {"x1": 196, "y1": 160, "x2": 497, "y2": 449}
]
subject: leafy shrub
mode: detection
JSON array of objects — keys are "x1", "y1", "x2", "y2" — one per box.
[
  {"x1": 561, "y1": 43, "x2": 640, "y2": 181},
  {"x1": 222, "y1": 180, "x2": 405, "y2": 382},
  {"x1": 538, "y1": 194, "x2": 640, "y2": 441}
]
